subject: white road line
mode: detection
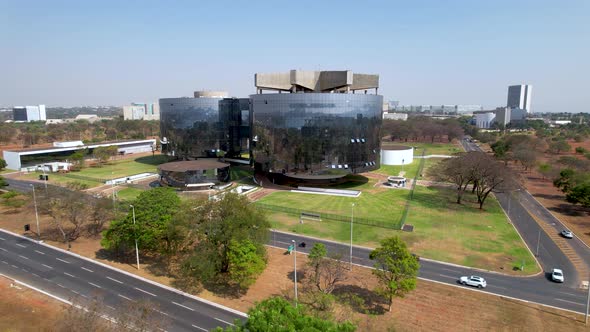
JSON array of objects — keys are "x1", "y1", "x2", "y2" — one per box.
[
  {"x1": 134, "y1": 287, "x2": 157, "y2": 297},
  {"x1": 42, "y1": 264, "x2": 53, "y2": 269},
  {"x1": 438, "y1": 274, "x2": 456, "y2": 279},
  {"x1": 34, "y1": 250, "x2": 45, "y2": 255},
  {"x1": 18, "y1": 255, "x2": 29, "y2": 260},
  {"x1": 64, "y1": 272, "x2": 76, "y2": 278},
  {"x1": 15, "y1": 243, "x2": 27, "y2": 248},
  {"x1": 107, "y1": 305, "x2": 115, "y2": 310},
  {"x1": 0, "y1": 247, "x2": 7, "y2": 252},
  {"x1": 172, "y1": 301, "x2": 195, "y2": 311},
  {"x1": 56, "y1": 258, "x2": 70, "y2": 264},
  {"x1": 153, "y1": 308, "x2": 169, "y2": 316},
  {"x1": 11, "y1": 265, "x2": 18, "y2": 268},
  {"x1": 1, "y1": 261, "x2": 7, "y2": 264},
  {"x1": 489, "y1": 285, "x2": 507, "y2": 290},
  {"x1": 57, "y1": 283, "x2": 65, "y2": 288},
  {"x1": 191, "y1": 324, "x2": 207, "y2": 331},
  {"x1": 71, "y1": 290, "x2": 79, "y2": 295},
  {"x1": 88, "y1": 282, "x2": 102, "y2": 289},
  {"x1": 441, "y1": 267, "x2": 459, "y2": 273},
  {"x1": 81, "y1": 267, "x2": 94, "y2": 273},
  {"x1": 0, "y1": 237, "x2": 5, "y2": 240},
  {"x1": 107, "y1": 276, "x2": 124, "y2": 284},
  {"x1": 32, "y1": 273, "x2": 40, "y2": 278},
  {"x1": 118, "y1": 294, "x2": 134, "y2": 301},
  {"x1": 22, "y1": 268, "x2": 28, "y2": 273},
  {"x1": 80, "y1": 294, "x2": 88, "y2": 298},
  {"x1": 559, "y1": 291, "x2": 582, "y2": 297},
  {"x1": 215, "y1": 318, "x2": 235, "y2": 326},
  {"x1": 555, "y1": 298, "x2": 584, "y2": 306}
]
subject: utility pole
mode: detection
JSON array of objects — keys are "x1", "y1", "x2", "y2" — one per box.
[
  {"x1": 31, "y1": 184, "x2": 41, "y2": 242},
  {"x1": 350, "y1": 203, "x2": 355, "y2": 270},
  {"x1": 130, "y1": 205, "x2": 140, "y2": 270},
  {"x1": 536, "y1": 230, "x2": 541, "y2": 256},
  {"x1": 292, "y1": 239, "x2": 298, "y2": 307}
]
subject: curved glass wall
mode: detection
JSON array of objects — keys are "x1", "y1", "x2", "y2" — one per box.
[
  {"x1": 159, "y1": 167, "x2": 230, "y2": 188},
  {"x1": 250, "y1": 93, "x2": 383, "y2": 179},
  {"x1": 159, "y1": 97, "x2": 223, "y2": 158}
]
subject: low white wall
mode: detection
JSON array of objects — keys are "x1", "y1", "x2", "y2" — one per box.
[{"x1": 381, "y1": 147, "x2": 414, "y2": 165}]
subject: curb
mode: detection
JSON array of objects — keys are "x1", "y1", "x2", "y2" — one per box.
[{"x1": 0, "y1": 228, "x2": 248, "y2": 318}]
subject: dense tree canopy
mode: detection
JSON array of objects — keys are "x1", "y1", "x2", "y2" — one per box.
[{"x1": 217, "y1": 297, "x2": 356, "y2": 332}]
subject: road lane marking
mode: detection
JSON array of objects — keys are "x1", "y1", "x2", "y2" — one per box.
[
  {"x1": 0, "y1": 247, "x2": 7, "y2": 252},
  {"x1": 107, "y1": 305, "x2": 115, "y2": 310},
  {"x1": 32, "y1": 273, "x2": 40, "y2": 278},
  {"x1": 489, "y1": 285, "x2": 507, "y2": 290},
  {"x1": 11, "y1": 265, "x2": 18, "y2": 268},
  {"x1": 34, "y1": 250, "x2": 45, "y2": 255},
  {"x1": 1, "y1": 261, "x2": 7, "y2": 264},
  {"x1": 107, "y1": 276, "x2": 123, "y2": 284},
  {"x1": 71, "y1": 290, "x2": 79, "y2": 295},
  {"x1": 18, "y1": 255, "x2": 29, "y2": 260},
  {"x1": 22, "y1": 268, "x2": 28, "y2": 273},
  {"x1": 438, "y1": 274, "x2": 456, "y2": 279},
  {"x1": 15, "y1": 243, "x2": 27, "y2": 248},
  {"x1": 134, "y1": 287, "x2": 157, "y2": 297},
  {"x1": 215, "y1": 318, "x2": 235, "y2": 326},
  {"x1": 57, "y1": 283, "x2": 66, "y2": 288},
  {"x1": 56, "y1": 258, "x2": 70, "y2": 264},
  {"x1": 172, "y1": 301, "x2": 195, "y2": 311},
  {"x1": 80, "y1": 294, "x2": 88, "y2": 298},
  {"x1": 0, "y1": 237, "x2": 5, "y2": 240},
  {"x1": 555, "y1": 298, "x2": 584, "y2": 306},
  {"x1": 192, "y1": 324, "x2": 207, "y2": 331},
  {"x1": 118, "y1": 294, "x2": 134, "y2": 301},
  {"x1": 559, "y1": 291, "x2": 581, "y2": 297},
  {"x1": 42, "y1": 264, "x2": 53, "y2": 269},
  {"x1": 88, "y1": 282, "x2": 102, "y2": 289},
  {"x1": 153, "y1": 308, "x2": 169, "y2": 316},
  {"x1": 81, "y1": 267, "x2": 94, "y2": 272},
  {"x1": 64, "y1": 272, "x2": 76, "y2": 278}
]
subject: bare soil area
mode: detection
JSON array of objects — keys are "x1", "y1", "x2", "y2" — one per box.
[{"x1": 1, "y1": 206, "x2": 588, "y2": 331}]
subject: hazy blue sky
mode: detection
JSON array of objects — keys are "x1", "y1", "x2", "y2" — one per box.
[{"x1": 1, "y1": 0, "x2": 588, "y2": 112}]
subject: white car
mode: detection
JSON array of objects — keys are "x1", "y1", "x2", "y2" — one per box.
[
  {"x1": 551, "y1": 269, "x2": 564, "y2": 283},
  {"x1": 459, "y1": 275, "x2": 487, "y2": 288},
  {"x1": 561, "y1": 230, "x2": 573, "y2": 239}
]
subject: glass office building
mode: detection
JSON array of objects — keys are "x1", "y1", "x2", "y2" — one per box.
[
  {"x1": 159, "y1": 96, "x2": 224, "y2": 158},
  {"x1": 219, "y1": 98, "x2": 251, "y2": 158},
  {"x1": 250, "y1": 93, "x2": 383, "y2": 181}
]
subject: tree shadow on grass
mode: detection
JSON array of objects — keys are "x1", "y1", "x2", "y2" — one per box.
[
  {"x1": 332, "y1": 284, "x2": 387, "y2": 315},
  {"x1": 134, "y1": 155, "x2": 172, "y2": 166}
]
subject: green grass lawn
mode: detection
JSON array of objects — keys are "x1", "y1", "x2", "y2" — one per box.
[
  {"x1": 116, "y1": 187, "x2": 144, "y2": 201},
  {"x1": 261, "y1": 183, "x2": 539, "y2": 274},
  {"x1": 0, "y1": 169, "x2": 18, "y2": 175},
  {"x1": 382, "y1": 141, "x2": 462, "y2": 155},
  {"x1": 256, "y1": 179, "x2": 408, "y2": 228},
  {"x1": 18, "y1": 155, "x2": 169, "y2": 188}
]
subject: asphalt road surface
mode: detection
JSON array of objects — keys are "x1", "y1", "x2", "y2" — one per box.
[
  {"x1": 269, "y1": 230, "x2": 589, "y2": 314},
  {"x1": 0, "y1": 230, "x2": 245, "y2": 332}
]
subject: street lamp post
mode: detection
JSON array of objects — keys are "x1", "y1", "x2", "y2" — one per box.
[
  {"x1": 292, "y1": 239, "x2": 298, "y2": 307},
  {"x1": 31, "y1": 184, "x2": 41, "y2": 241},
  {"x1": 350, "y1": 203, "x2": 355, "y2": 270},
  {"x1": 130, "y1": 205, "x2": 140, "y2": 270}
]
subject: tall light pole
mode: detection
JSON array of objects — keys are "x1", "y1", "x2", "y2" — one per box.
[
  {"x1": 130, "y1": 205, "x2": 140, "y2": 270},
  {"x1": 291, "y1": 239, "x2": 298, "y2": 307},
  {"x1": 111, "y1": 172, "x2": 116, "y2": 213},
  {"x1": 536, "y1": 230, "x2": 541, "y2": 257},
  {"x1": 350, "y1": 203, "x2": 355, "y2": 270},
  {"x1": 31, "y1": 184, "x2": 41, "y2": 242}
]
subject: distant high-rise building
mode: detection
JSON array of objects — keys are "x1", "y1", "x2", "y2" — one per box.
[
  {"x1": 507, "y1": 85, "x2": 532, "y2": 113},
  {"x1": 12, "y1": 105, "x2": 46, "y2": 122}
]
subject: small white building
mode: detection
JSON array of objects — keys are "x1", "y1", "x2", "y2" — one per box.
[{"x1": 13, "y1": 105, "x2": 46, "y2": 122}]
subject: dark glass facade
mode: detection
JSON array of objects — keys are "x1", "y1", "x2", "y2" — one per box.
[
  {"x1": 219, "y1": 98, "x2": 251, "y2": 158},
  {"x1": 159, "y1": 97, "x2": 224, "y2": 158},
  {"x1": 250, "y1": 93, "x2": 383, "y2": 179}
]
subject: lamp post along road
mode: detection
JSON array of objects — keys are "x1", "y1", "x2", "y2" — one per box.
[
  {"x1": 130, "y1": 205, "x2": 140, "y2": 270},
  {"x1": 350, "y1": 203, "x2": 355, "y2": 270},
  {"x1": 31, "y1": 184, "x2": 41, "y2": 241},
  {"x1": 292, "y1": 239, "x2": 298, "y2": 307}
]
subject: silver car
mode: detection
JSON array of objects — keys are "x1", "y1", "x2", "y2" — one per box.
[
  {"x1": 459, "y1": 275, "x2": 487, "y2": 288},
  {"x1": 561, "y1": 230, "x2": 573, "y2": 239}
]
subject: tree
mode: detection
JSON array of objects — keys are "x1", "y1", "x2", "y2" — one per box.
[
  {"x1": 305, "y1": 243, "x2": 347, "y2": 295},
  {"x1": 181, "y1": 193, "x2": 270, "y2": 292},
  {"x1": 41, "y1": 186, "x2": 92, "y2": 248},
  {"x1": 0, "y1": 176, "x2": 8, "y2": 188},
  {"x1": 93, "y1": 145, "x2": 118, "y2": 166},
  {"x1": 538, "y1": 163, "x2": 553, "y2": 180},
  {"x1": 1, "y1": 191, "x2": 26, "y2": 213},
  {"x1": 0, "y1": 158, "x2": 7, "y2": 171},
  {"x1": 70, "y1": 149, "x2": 87, "y2": 170},
  {"x1": 369, "y1": 237, "x2": 419, "y2": 312},
  {"x1": 512, "y1": 143, "x2": 538, "y2": 171},
  {"x1": 101, "y1": 187, "x2": 181, "y2": 256},
  {"x1": 575, "y1": 146, "x2": 587, "y2": 154},
  {"x1": 308, "y1": 243, "x2": 327, "y2": 286},
  {"x1": 549, "y1": 140, "x2": 571, "y2": 154},
  {"x1": 216, "y1": 297, "x2": 356, "y2": 332},
  {"x1": 566, "y1": 183, "x2": 590, "y2": 208}
]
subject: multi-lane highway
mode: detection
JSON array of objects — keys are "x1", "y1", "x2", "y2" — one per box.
[
  {"x1": 0, "y1": 229, "x2": 245, "y2": 332},
  {"x1": 269, "y1": 230, "x2": 589, "y2": 314}
]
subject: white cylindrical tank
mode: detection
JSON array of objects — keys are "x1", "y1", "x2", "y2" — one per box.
[{"x1": 381, "y1": 146, "x2": 414, "y2": 165}]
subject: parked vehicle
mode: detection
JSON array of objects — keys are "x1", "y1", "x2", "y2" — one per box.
[
  {"x1": 551, "y1": 269, "x2": 564, "y2": 283},
  {"x1": 459, "y1": 275, "x2": 487, "y2": 288},
  {"x1": 561, "y1": 230, "x2": 573, "y2": 239}
]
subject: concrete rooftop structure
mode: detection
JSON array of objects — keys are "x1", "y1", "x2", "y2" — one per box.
[{"x1": 255, "y1": 70, "x2": 379, "y2": 94}]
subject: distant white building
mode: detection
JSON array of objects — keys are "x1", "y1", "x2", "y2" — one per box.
[
  {"x1": 507, "y1": 84, "x2": 532, "y2": 113},
  {"x1": 123, "y1": 103, "x2": 160, "y2": 120},
  {"x1": 383, "y1": 113, "x2": 408, "y2": 121},
  {"x1": 13, "y1": 105, "x2": 46, "y2": 122},
  {"x1": 475, "y1": 112, "x2": 496, "y2": 129}
]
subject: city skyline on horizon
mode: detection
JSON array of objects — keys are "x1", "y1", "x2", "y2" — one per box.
[{"x1": 1, "y1": 0, "x2": 588, "y2": 113}]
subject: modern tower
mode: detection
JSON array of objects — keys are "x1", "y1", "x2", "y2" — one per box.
[{"x1": 507, "y1": 85, "x2": 532, "y2": 113}]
